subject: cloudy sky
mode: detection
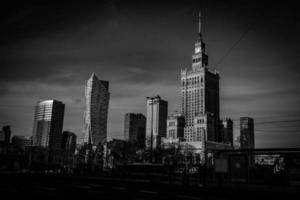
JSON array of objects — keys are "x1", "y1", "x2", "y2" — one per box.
[{"x1": 1, "y1": 0, "x2": 300, "y2": 148}]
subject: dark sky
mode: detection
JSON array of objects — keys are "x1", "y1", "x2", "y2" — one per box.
[{"x1": 1, "y1": 0, "x2": 300, "y2": 148}]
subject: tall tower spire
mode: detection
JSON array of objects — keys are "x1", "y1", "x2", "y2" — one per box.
[
  {"x1": 198, "y1": 11, "x2": 201, "y2": 34},
  {"x1": 192, "y1": 10, "x2": 208, "y2": 70}
]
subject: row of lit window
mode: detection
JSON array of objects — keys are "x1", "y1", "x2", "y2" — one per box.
[
  {"x1": 182, "y1": 76, "x2": 204, "y2": 87},
  {"x1": 182, "y1": 90, "x2": 204, "y2": 97}
]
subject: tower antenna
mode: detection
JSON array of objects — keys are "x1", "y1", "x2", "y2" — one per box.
[{"x1": 198, "y1": 11, "x2": 201, "y2": 34}]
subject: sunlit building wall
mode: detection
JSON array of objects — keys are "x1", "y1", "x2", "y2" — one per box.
[
  {"x1": 146, "y1": 95, "x2": 168, "y2": 149},
  {"x1": 83, "y1": 73, "x2": 110, "y2": 146},
  {"x1": 32, "y1": 100, "x2": 65, "y2": 151}
]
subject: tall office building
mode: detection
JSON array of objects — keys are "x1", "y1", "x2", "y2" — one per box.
[
  {"x1": 62, "y1": 131, "x2": 77, "y2": 153},
  {"x1": 32, "y1": 100, "x2": 65, "y2": 151},
  {"x1": 181, "y1": 12, "x2": 220, "y2": 145},
  {"x1": 124, "y1": 113, "x2": 146, "y2": 147},
  {"x1": 146, "y1": 95, "x2": 168, "y2": 149},
  {"x1": 240, "y1": 117, "x2": 255, "y2": 149},
  {"x1": 222, "y1": 118, "x2": 233, "y2": 146},
  {"x1": 83, "y1": 73, "x2": 110, "y2": 146}
]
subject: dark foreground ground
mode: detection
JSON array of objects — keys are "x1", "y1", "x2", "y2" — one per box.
[{"x1": 0, "y1": 173, "x2": 299, "y2": 200}]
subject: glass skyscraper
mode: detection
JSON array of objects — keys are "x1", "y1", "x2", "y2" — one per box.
[
  {"x1": 146, "y1": 95, "x2": 168, "y2": 149},
  {"x1": 83, "y1": 73, "x2": 110, "y2": 146},
  {"x1": 32, "y1": 100, "x2": 65, "y2": 151}
]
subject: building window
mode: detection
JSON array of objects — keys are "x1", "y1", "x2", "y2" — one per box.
[{"x1": 168, "y1": 122, "x2": 175, "y2": 127}]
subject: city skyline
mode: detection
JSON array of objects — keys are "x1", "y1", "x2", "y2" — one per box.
[{"x1": 1, "y1": 1, "x2": 300, "y2": 148}]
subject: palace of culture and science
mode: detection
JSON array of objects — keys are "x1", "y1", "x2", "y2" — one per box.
[{"x1": 180, "y1": 12, "x2": 226, "y2": 153}]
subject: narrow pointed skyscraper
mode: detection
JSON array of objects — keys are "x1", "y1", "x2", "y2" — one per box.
[{"x1": 83, "y1": 73, "x2": 110, "y2": 146}]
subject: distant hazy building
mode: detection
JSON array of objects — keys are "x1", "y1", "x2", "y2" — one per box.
[
  {"x1": 240, "y1": 117, "x2": 254, "y2": 149},
  {"x1": 0, "y1": 126, "x2": 11, "y2": 144},
  {"x1": 32, "y1": 100, "x2": 65, "y2": 151},
  {"x1": 124, "y1": 113, "x2": 146, "y2": 147},
  {"x1": 181, "y1": 12, "x2": 220, "y2": 146},
  {"x1": 11, "y1": 135, "x2": 32, "y2": 150},
  {"x1": 222, "y1": 118, "x2": 233, "y2": 146},
  {"x1": 83, "y1": 73, "x2": 110, "y2": 146},
  {"x1": 146, "y1": 95, "x2": 168, "y2": 149},
  {"x1": 62, "y1": 131, "x2": 77, "y2": 153}
]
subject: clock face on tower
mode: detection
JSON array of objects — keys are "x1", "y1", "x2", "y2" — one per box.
[{"x1": 195, "y1": 47, "x2": 201, "y2": 53}]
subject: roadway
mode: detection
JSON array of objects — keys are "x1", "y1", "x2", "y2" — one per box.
[{"x1": 0, "y1": 173, "x2": 298, "y2": 200}]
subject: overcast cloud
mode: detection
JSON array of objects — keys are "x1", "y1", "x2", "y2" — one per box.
[{"x1": 1, "y1": 0, "x2": 300, "y2": 147}]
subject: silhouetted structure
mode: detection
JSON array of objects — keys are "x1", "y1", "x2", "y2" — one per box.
[
  {"x1": 0, "y1": 126, "x2": 11, "y2": 144},
  {"x1": 240, "y1": 117, "x2": 254, "y2": 149},
  {"x1": 11, "y1": 135, "x2": 32, "y2": 151},
  {"x1": 222, "y1": 118, "x2": 233, "y2": 146},
  {"x1": 62, "y1": 131, "x2": 77, "y2": 153},
  {"x1": 124, "y1": 113, "x2": 146, "y2": 148}
]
